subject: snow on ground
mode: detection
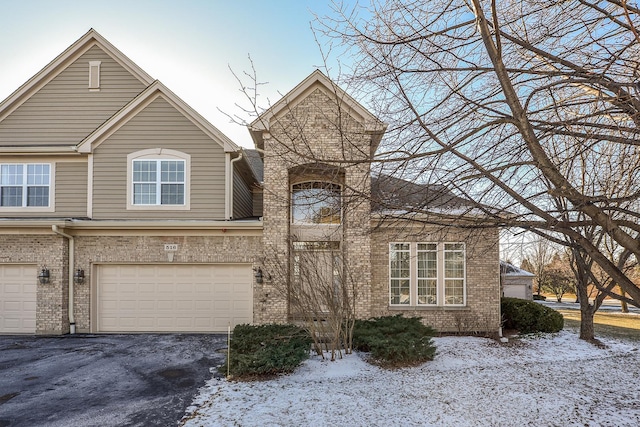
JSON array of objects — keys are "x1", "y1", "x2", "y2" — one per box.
[{"x1": 181, "y1": 330, "x2": 640, "y2": 426}]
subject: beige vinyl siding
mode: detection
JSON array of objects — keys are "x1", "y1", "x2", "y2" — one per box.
[
  {"x1": 55, "y1": 161, "x2": 88, "y2": 217},
  {"x1": 0, "y1": 46, "x2": 146, "y2": 146},
  {"x1": 0, "y1": 160, "x2": 87, "y2": 218},
  {"x1": 92, "y1": 96, "x2": 226, "y2": 219},
  {"x1": 233, "y1": 168, "x2": 253, "y2": 219},
  {"x1": 252, "y1": 188, "x2": 263, "y2": 217}
]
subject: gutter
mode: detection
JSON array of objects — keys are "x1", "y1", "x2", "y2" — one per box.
[{"x1": 52, "y1": 225, "x2": 76, "y2": 334}]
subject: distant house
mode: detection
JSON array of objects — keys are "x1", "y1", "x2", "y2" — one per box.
[
  {"x1": 500, "y1": 261, "x2": 535, "y2": 300},
  {"x1": 0, "y1": 29, "x2": 501, "y2": 335}
]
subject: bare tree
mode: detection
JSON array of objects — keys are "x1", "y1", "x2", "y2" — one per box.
[
  {"x1": 260, "y1": 239, "x2": 357, "y2": 361},
  {"x1": 319, "y1": 0, "x2": 640, "y2": 321},
  {"x1": 544, "y1": 252, "x2": 576, "y2": 303},
  {"x1": 521, "y1": 238, "x2": 556, "y2": 297}
]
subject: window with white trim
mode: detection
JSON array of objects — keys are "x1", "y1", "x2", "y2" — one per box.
[
  {"x1": 389, "y1": 242, "x2": 466, "y2": 306},
  {"x1": 417, "y1": 243, "x2": 438, "y2": 305},
  {"x1": 127, "y1": 149, "x2": 190, "y2": 210},
  {"x1": 132, "y1": 159, "x2": 185, "y2": 205},
  {"x1": 0, "y1": 163, "x2": 50, "y2": 207},
  {"x1": 389, "y1": 243, "x2": 411, "y2": 304}
]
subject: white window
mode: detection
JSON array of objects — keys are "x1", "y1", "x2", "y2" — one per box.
[
  {"x1": 389, "y1": 243, "x2": 411, "y2": 305},
  {"x1": 444, "y1": 243, "x2": 465, "y2": 305},
  {"x1": 0, "y1": 163, "x2": 50, "y2": 207},
  {"x1": 127, "y1": 149, "x2": 190, "y2": 210},
  {"x1": 389, "y1": 242, "x2": 466, "y2": 307},
  {"x1": 291, "y1": 182, "x2": 341, "y2": 224},
  {"x1": 417, "y1": 243, "x2": 438, "y2": 305}
]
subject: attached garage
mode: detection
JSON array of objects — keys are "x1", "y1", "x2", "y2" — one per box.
[
  {"x1": 0, "y1": 264, "x2": 37, "y2": 334},
  {"x1": 95, "y1": 264, "x2": 253, "y2": 333}
]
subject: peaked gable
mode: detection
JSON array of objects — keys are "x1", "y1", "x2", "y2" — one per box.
[
  {"x1": 0, "y1": 29, "x2": 153, "y2": 122},
  {"x1": 248, "y1": 70, "x2": 386, "y2": 151},
  {"x1": 0, "y1": 29, "x2": 155, "y2": 152},
  {"x1": 76, "y1": 80, "x2": 238, "y2": 153}
]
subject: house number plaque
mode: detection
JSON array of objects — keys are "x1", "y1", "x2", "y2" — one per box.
[{"x1": 164, "y1": 244, "x2": 178, "y2": 251}]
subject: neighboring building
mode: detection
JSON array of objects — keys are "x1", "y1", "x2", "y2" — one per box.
[
  {"x1": 500, "y1": 261, "x2": 535, "y2": 300},
  {"x1": 0, "y1": 30, "x2": 501, "y2": 335}
]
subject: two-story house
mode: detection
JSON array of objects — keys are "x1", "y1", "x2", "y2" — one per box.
[{"x1": 0, "y1": 30, "x2": 500, "y2": 335}]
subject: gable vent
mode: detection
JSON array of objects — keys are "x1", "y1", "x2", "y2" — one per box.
[{"x1": 89, "y1": 61, "x2": 101, "y2": 91}]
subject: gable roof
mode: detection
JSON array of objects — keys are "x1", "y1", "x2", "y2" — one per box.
[
  {"x1": 248, "y1": 70, "x2": 387, "y2": 151},
  {"x1": 76, "y1": 80, "x2": 239, "y2": 153},
  {"x1": 500, "y1": 261, "x2": 535, "y2": 277},
  {"x1": 371, "y1": 174, "x2": 476, "y2": 213},
  {"x1": 0, "y1": 28, "x2": 154, "y2": 123}
]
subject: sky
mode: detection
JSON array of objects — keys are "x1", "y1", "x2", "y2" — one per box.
[{"x1": 0, "y1": 0, "x2": 357, "y2": 148}]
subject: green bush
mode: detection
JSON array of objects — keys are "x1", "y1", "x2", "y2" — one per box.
[
  {"x1": 501, "y1": 297, "x2": 564, "y2": 333},
  {"x1": 224, "y1": 323, "x2": 312, "y2": 379},
  {"x1": 352, "y1": 315, "x2": 437, "y2": 367}
]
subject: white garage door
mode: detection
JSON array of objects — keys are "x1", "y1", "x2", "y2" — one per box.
[
  {"x1": 0, "y1": 264, "x2": 37, "y2": 334},
  {"x1": 503, "y1": 284, "x2": 527, "y2": 299},
  {"x1": 97, "y1": 264, "x2": 253, "y2": 333}
]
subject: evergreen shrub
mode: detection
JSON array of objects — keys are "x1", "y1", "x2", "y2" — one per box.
[
  {"x1": 501, "y1": 297, "x2": 564, "y2": 333},
  {"x1": 225, "y1": 323, "x2": 312, "y2": 379},
  {"x1": 352, "y1": 315, "x2": 437, "y2": 367}
]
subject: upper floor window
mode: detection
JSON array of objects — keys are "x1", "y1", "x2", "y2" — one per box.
[
  {"x1": 291, "y1": 182, "x2": 341, "y2": 224},
  {"x1": 132, "y1": 160, "x2": 185, "y2": 205},
  {"x1": 127, "y1": 149, "x2": 190, "y2": 210},
  {"x1": 0, "y1": 163, "x2": 50, "y2": 207}
]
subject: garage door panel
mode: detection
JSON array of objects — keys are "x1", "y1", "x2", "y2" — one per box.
[
  {"x1": 1, "y1": 265, "x2": 37, "y2": 334},
  {"x1": 97, "y1": 264, "x2": 252, "y2": 332}
]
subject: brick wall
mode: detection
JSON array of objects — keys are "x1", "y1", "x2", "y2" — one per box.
[
  {"x1": 1, "y1": 232, "x2": 262, "y2": 334},
  {"x1": 258, "y1": 86, "x2": 374, "y2": 323},
  {"x1": 74, "y1": 234, "x2": 263, "y2": 332},
  {"x1": 370, "y1": 223, "x2": 501, "y2": 333},
  {"x1": 0, "y1": 234, "x2": 68, "y2": 334}
]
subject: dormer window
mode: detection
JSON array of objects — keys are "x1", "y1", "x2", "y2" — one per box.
[{"x1": 291, "y1": 182, "x2": 341, "y2": 224}]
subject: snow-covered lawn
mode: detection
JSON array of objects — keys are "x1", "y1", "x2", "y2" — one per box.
[{"x1": 181, "y1": 329, "x2": 640, "y2": 426}]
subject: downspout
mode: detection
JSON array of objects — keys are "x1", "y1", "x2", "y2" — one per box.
[
  {"x1": 228, "y1": 152, "x2": 243, "y2": 220},
  {"x1": 52, "y1": 225, "x2": 76, "y2": 334}
]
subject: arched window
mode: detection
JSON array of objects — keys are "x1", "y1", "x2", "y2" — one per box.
[
  {"x1": 291, "y1": 182, "x2": 341, "y2": 224},
  {"x1": 127, "y1": 148, "x2": 190, "y2": 210}
]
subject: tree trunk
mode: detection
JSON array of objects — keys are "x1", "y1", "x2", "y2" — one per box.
[
  {"x1": 577, "y1": 279, "x2": 596, "y2": 341},
  {"x1": 579, "y1": 311, "x2": 595, "y2": 341},
  {"x1": 621, "y1": 290, "x2": 629, "y2": 313}
]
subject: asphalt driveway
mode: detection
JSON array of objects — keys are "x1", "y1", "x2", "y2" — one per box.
[{"x1": 0, "y1": 334, "x2": 227, "y2": 427}]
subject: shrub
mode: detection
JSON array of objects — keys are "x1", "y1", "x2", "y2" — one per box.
[
  {"x1": 352, "y1": 315, "x2": 437, "y2": 367},
  {"x1": 501, "y1": 297, "x2": 564, "y2": 333},
  {"x1": 224, "y1": 323, "x2": 312, "y2": 379}
]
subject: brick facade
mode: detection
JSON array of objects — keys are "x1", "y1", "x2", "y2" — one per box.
[
  {"x1": 1, "y1": 232, "x2": 262, "y2": 334},
  {"x1": 370, "y1": 224, "x2": 501, "y2": 333},
  {"x1": 257, "y1": 86, "x2": 374, "y2": 323},
  {"x1": 0, "y1": 234, "x2": 68, "y2": 334}
]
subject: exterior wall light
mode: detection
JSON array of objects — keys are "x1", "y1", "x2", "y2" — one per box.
[
  {"x1": 73, "y1": 268, "x2": 85, "y2": 284},
  {"x1": 38, "y1": 267, "x2": 50, "y2": 285},
  {"x1": 254, "y1": 267, "x2": 264, "y2": 284}
]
